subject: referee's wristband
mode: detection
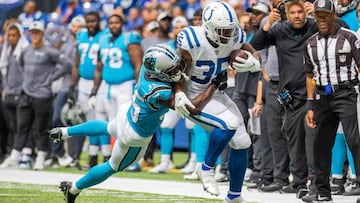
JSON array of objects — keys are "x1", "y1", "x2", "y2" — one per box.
[{"x1": 306, "y1": 98, "x2": 314, "y2": 110}]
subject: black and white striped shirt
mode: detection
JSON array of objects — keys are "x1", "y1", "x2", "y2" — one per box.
[{"x1": 304, "y1": 26, "x2": 360, "y2": 86}]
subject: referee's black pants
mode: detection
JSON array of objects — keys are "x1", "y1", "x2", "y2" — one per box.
[{"x1": 313, "y1": 87, "x2": 360, "y2": 197}]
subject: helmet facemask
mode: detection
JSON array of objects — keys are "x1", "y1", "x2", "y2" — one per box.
[{"x1": 143, "y1": 44, "x2": 185, "y2": 83}]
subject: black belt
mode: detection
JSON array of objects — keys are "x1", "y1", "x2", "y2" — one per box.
[
  {"x1": 269, "y1": 80, "x2": 279, "y2": 85},
  {"x1": 316, "y1": 80, "x2": 358, "y2": 92}
]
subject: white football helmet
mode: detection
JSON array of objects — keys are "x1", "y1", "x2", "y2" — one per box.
[
  {"x1": 143, "y1": 44, "x2": 184, "y2": 82},
  {"x1": 60, "y1": 102, "x2": 86, "y2": 126},
  {"x1": 202, "y1": 1, "x2": 239, "y2": 46}
]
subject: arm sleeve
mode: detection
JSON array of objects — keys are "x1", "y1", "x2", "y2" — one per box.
[
  {"x1": 304, "y1": 40, "x2": 314, "y2": 73},
  {"x1": 349, "y1": 32, "x2": 360, "y2": 68},
  {"x1": 128, "y1": 31, "x2": 142, "y2": 44},
  {"x1": 49, "y1": 48, "x2": 73, "y2": 81},
  {"x1": 147, "y1": 87, "x2": 172, "y2": 108},
  {"x1": 19, "y1": 49, "x2": 25, "y2": 67},
  {"x1": 251, "y1": 25, "x2": 277, "y2": 51}
]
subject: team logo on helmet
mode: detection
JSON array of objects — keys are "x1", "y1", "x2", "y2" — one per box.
[{"x1": 144, "y1": 56, "x2": 157, "y2": 71}]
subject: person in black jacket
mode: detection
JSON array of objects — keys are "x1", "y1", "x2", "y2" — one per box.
[{"x1": 251, "y1": 0, "x2": 318, "y2": 197}]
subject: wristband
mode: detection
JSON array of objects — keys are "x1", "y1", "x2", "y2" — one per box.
[{"x1": 306, "y1": 98, "x2": 314, "y2": 110}]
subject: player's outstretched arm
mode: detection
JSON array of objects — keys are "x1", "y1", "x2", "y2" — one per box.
[
  {"x1": 172, "y1": 48, "x2": 196, "y2": 117},
  {"x1": 167, "y1": 82, "x2": 216, "y2": 115}
]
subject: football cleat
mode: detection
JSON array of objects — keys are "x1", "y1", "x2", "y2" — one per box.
[
  {"x1": 148, "y1": 162, "x2": 169, "y2": 174},
  {"x1": 180, "y1": 161, "x2": 196, "y2": 174},
  {"x1": 198, "y1": 167, "x2": 220, "y2": 196},
  {"x1": 60, "y1": 181, "x2": 79, "y2": 203},
  {"x1": 33, "y1": 151, "x2": 46, "y2": 170},
  {"x1": 0, "y1": 157, "x2": 19, "y2": 169}
]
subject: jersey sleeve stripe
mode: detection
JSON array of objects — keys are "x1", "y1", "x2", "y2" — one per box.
[
  {"x1": 143, "y1": 86, "x2": 172, "y2": 101},
  {"x1": 182, "y1": 29, "x2": 194, "y2": 49},
  {"x1": 189, "y1": 27, "x2": 200, "y2": 48},
  {"x1": 240, "y1": 28, "x2": 245, "y2": 44}
]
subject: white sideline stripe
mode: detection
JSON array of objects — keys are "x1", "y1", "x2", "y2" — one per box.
[{"x1": 0, "y1": 169, "x2": 357, "y2": 203}]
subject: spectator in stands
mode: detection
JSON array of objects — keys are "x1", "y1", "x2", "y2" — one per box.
[
  {"x1": 184, "y1": 0, "x2": 201, "y2": 20},
  {"x1": 142, "y1": 21, "x2": 159, "y2": 38},
  {"x1": 18, "y1": 0, "x2": 47, "y2": 40},
  {"x1": 191, "y1": 8, "x2": 202, "y2": 26},
  {"x1": 59, "y1": 0, "x2": 83, "y2": 25},
  {"x1": 124, "y1": 7, "x2": 143, "y2": 31}
]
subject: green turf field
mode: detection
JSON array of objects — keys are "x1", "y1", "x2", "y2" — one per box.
[
  {"x1": 0, "y1": 151, "x2": 224, "y2": 203},
  {"x1": 46, "y1": 151, "x2": 196, "y2": 181},
  {"x1": 0, "y1": 182, "x2": 222, "y2": 203}
]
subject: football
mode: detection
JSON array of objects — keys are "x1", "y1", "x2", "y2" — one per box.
[{"x1": 229, "y1": 49, "x2": 248, "y2": 67}]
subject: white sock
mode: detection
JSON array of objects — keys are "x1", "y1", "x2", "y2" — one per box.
[
  {"x1": 89, "y1": 145, "x2": 99, "y2": 156},
  {"x1": 70, "y1": 182, "x2": 81, "y2": 194},
  {"x1": 101, "y1": 144, "x2": 111, "y2": 157},
  {"x1": 61, "y1": 127, "x2": 70, "y2": 139},
  {"x1": 10, "y1": 149, "x2": 21, "y2": 161},
  {"x1": 21, "y1": 147, "x2": 32, "y2": 156},
  {"x1": 189, "y1": 153, "x2": 196, "y2": 162},
  {"x1": 160, "y1": 154, "x2": 170, "y2": 165}
]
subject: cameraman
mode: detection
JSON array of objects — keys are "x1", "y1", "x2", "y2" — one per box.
[{"x1": 251, "y1": 0, "x2": 318, "y2": 196}]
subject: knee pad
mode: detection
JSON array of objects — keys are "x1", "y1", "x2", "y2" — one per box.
[{"x1": 229, "y1": 129, "x2": 251, "y2": 150}]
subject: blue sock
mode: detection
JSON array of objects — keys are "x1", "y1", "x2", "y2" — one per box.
[
  {"x1": 160, "y1": 128, "x2": 173, "y2": 154},
  {"x1": 195, "y1": 125, "x2": 209, "y2": 162},
  {"x1": 75, "y1": 161, "x2": 116, "y2": 190},
  {"x1": 204, "y1": 129, "x2": 235, "y2": 167},
  {"x1": 189, "y1": 129, "x2": 196, "y2": 153},
  {"x1": 227, "y1": 193, "x2": 240, "y2": 200},
  {"x1": 331, "y1": 133, "x2": 346, "y2": 175},
  {"x1": 202, "y1": 162, "x2": 212, "y2": 171},
  {"x1": 89, "y1": 136, "x2": 100, "y2": 145},
  {"x1": 68, "y1": 120, "x2": 110, "y2": 136},
  {"x1": 228, "y1": 148, "x2": 248, "y2": 193},
  {"x1": 99, "y1": 134, "x2": 110, "y2": 145}
]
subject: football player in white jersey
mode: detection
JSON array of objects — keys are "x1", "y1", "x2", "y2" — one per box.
[{"x1": 174, "y1": 1, "x2": 262, "y2": 202}]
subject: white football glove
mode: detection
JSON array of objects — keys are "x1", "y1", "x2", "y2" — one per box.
[
  {"x1": 88, "y1": 96, "x2": 96, "y2": 109},
  {"x1": 231, "y1": 50, "x2": 261, "y2": 73},
  {"x1": 175, "y1": 92, "x2": 195, "y2": 118}
]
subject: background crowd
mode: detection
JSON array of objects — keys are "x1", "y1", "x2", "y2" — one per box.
[{"x1": 1, "y1": 0, "x2": 360, "y2": 202}]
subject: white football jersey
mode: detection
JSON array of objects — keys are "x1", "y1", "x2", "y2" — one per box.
[{"x1": 177, "y1": 25, "x2": 246, "y2": 99}]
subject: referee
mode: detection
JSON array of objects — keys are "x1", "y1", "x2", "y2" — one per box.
[{"x1": 303, "y1": 0, "x2": 360, "y2": 201}]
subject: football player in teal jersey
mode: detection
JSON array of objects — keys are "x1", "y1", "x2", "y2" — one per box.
[
  {"x1": 49, "y1": 44, "x2": 225, "y2": 203},
  {"x1": 68, "y1": 11, "x2": 110, "y2": 168},
  {"x1": 90, "y1": 14, "x2": 142, "y2": 131}
]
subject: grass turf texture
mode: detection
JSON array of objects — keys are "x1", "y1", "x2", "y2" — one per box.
[
  {"x1": 46, "y1": 151, "x2": 195, "y2": 182},
  {"x1": 0, "y1": 182, "x2": 222, "y2": 203}
]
